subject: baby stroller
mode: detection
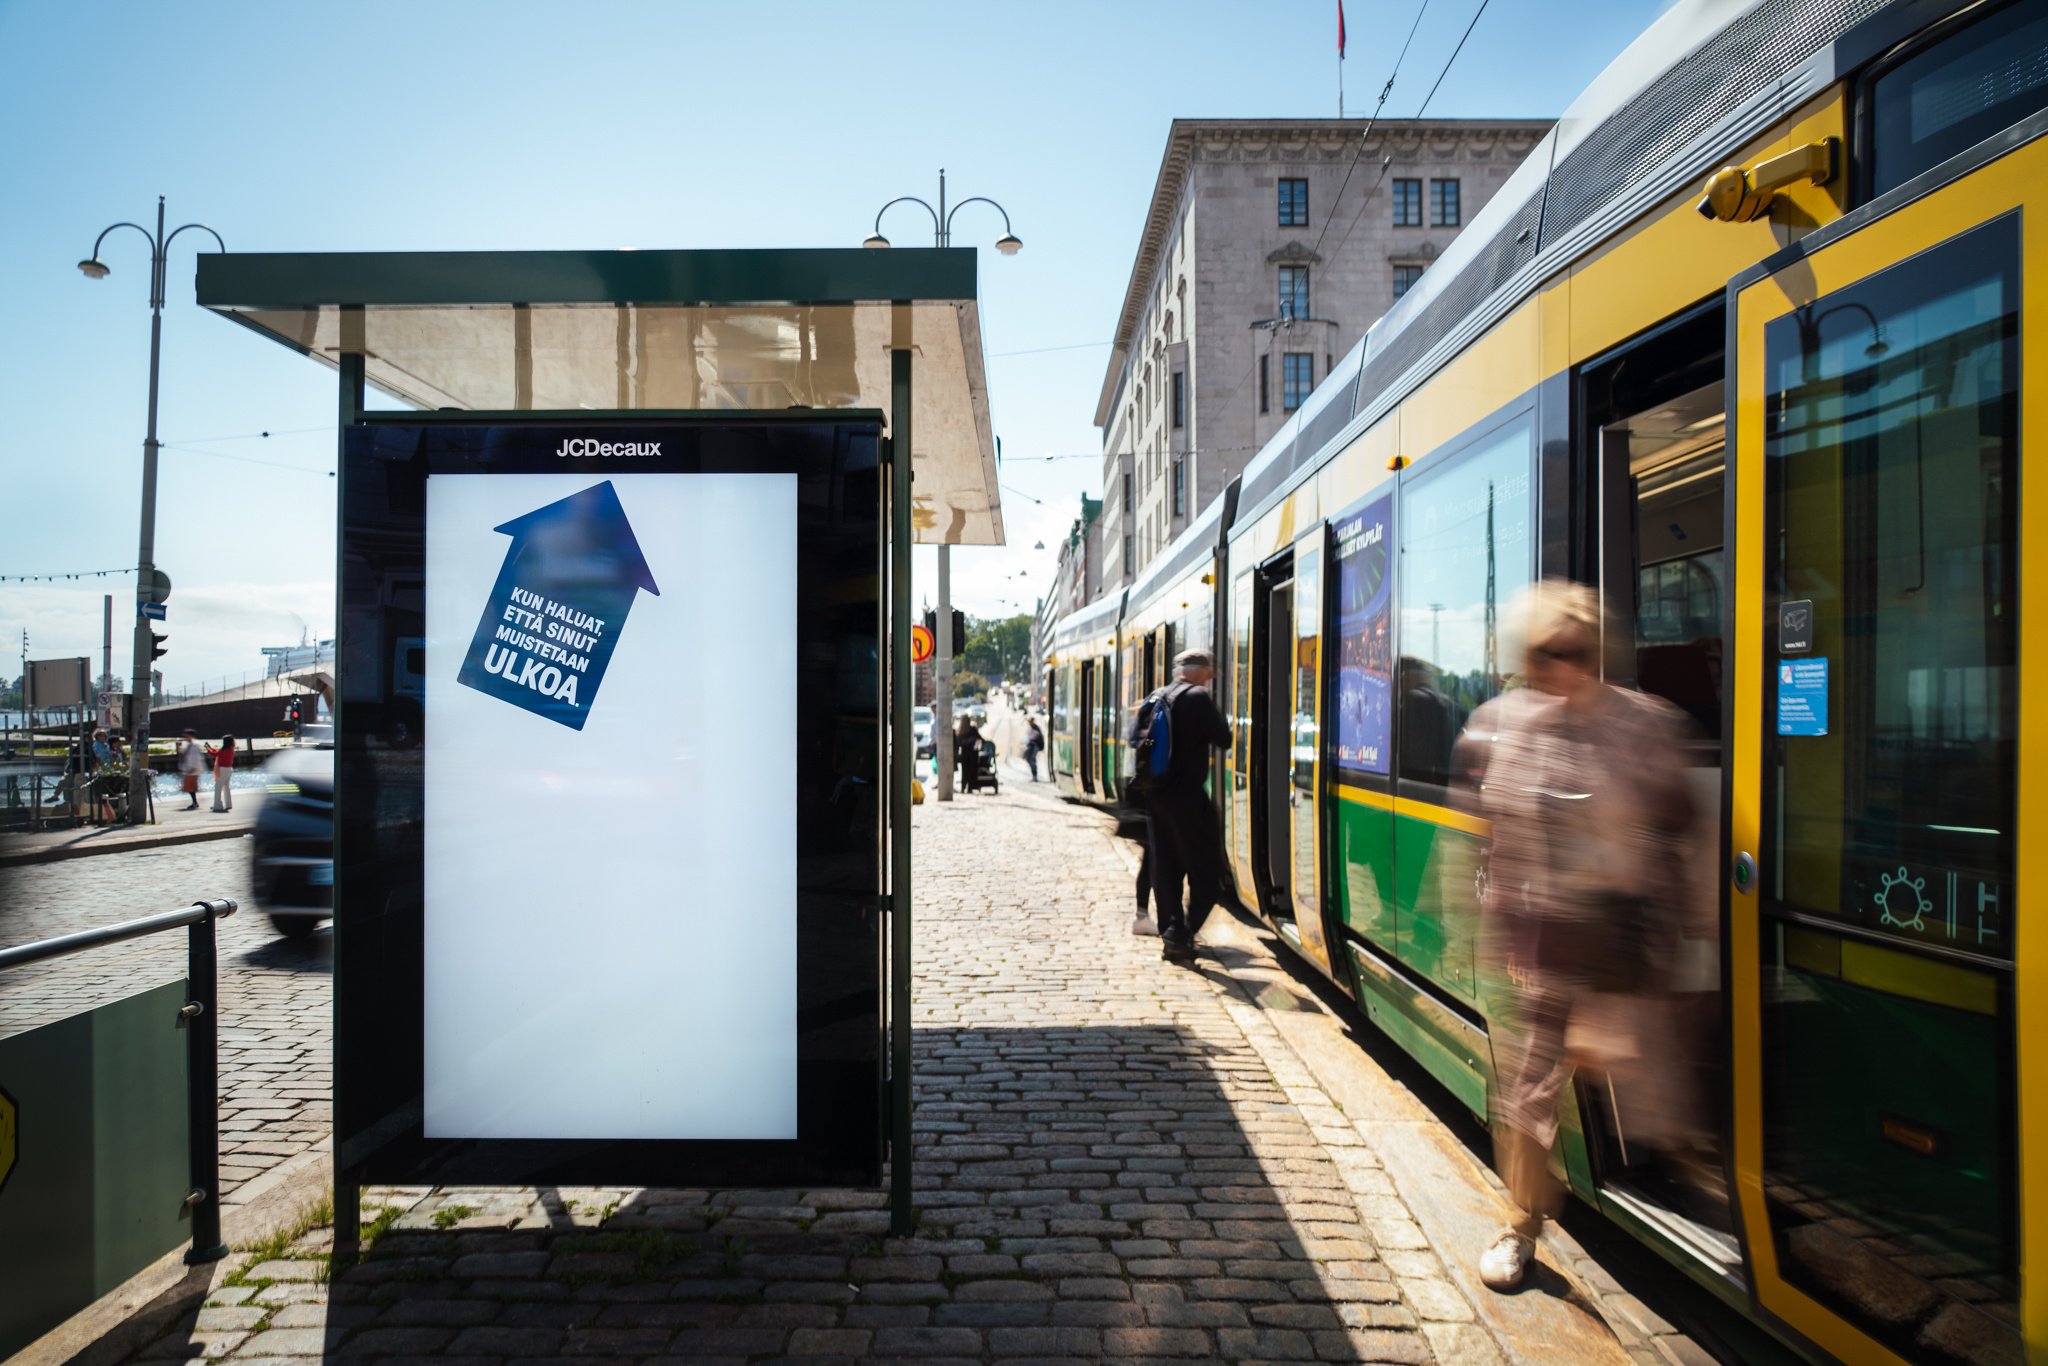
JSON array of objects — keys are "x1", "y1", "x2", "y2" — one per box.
[{"x1": 962, "y1": 737, "x2": 1000, "y2": 794}]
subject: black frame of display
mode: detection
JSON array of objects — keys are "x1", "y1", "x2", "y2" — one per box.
[{"x1": 333, "y1": 413, "x2": 884, "y2": 1192}]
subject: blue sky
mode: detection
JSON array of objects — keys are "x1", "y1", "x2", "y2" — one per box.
[{"x1": 0, "y1": 0, "x2": 1664, "y2": 691}]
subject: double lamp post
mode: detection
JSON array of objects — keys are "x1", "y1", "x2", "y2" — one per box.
[
  {"x1": 79, "y1": 197, "x2": 225, "y2": 823},
  {"x1": 865, "y1": 170, "x2": 1020, "y2": 801}
]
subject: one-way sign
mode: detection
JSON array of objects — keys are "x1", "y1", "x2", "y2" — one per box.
[
  {"x1": 455, "y1": 480, "x2": 660, "y2": 731},
  {"x1": 139, "y1": 602, "x2": 167, "y2": 621}
]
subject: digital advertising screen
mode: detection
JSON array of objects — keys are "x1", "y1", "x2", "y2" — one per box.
[
  {"x1": 423, "y1": 471, "x2": 797, "y2": 1141},
  {"x1": 336, "y1": 418, "x2": 883, "y2": 1189}
]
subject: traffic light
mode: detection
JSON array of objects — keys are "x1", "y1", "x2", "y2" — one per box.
[
  {"x1": 951, "y1": 609, "x2": 967, "y2": 660},
  {"x1": 149, "y1": 630, "x2": 168, "y2": 662}
]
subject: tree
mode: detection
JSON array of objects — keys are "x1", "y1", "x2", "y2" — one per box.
[
  {"x1": 961, "y1": 613, "x2": 1033, "y2": 682},
  {"x1": 952, "y1": 671, "x2": 989, "y2": 700}
]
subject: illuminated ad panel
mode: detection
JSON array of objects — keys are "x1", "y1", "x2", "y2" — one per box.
[
  {"x1": 423, "y1": 470, "x2": 797, "y2": 1140},
  {"x1": 335, "y1": 419, "x2": 882, "y2": 1189}
]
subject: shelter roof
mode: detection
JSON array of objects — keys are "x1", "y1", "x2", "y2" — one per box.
[{"x1": 195, "y1": 247, "x2": 1003, "y2": 544}]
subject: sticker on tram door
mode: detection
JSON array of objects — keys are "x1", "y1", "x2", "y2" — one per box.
[
  {"x1": 456, "y1": 480, "x2": 660, "y2": 731},
  {"x1": 1776, "y1": 657, "x2": 1828, "y2": 737}
]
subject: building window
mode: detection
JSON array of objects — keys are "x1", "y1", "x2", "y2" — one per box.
[
  {"x1": 1393, "y1": 178, "x2": 1423, "y2": 226},
  {"x1": 1124, "y1": 535, "x2": 1134, "y2": 575},
  {"x1": 1279, "y1": 177, "x2": 1308, "y2": 227},
  {"x1": 1431, "y1": 178, "x2": 1461, "y2": 226},
  {"x1": 1172, "y1": 458, "x2": 1186, "y2": 516},
  {"x1": 1278, "y1": 265, "x2": 1310, "y2": 322},
  {"x1": 1282, "y1": 353, "x2": 1313, "y2": 411},
  {"x1": 1393, "y1": 264, "x2": 1425, "y2": 299},
  {"x1": 1259, "y1": 355, "x2": 1271, "y2": 413},
  {"x1": 1123, "y1": 470, "x2": 1133, "y2": 510},
  {"x1": 1171, "y1": 371, "x2": 1185, "y2": 429}
]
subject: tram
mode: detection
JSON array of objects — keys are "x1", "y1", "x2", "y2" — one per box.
[{"x1": 1046, "y1": 0, "x2": 2046, "y2": 1359}]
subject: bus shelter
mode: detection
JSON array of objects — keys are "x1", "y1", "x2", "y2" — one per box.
[{"x1": 196, "y1": 248, "x2": 1004, "y2": 1242}]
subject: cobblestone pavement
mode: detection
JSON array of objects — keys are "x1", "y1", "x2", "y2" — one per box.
[
  {"x1": 108, "y1": 771, "x2": 1627, "y2": 1366},
  {"x1": 0, "y1": 834, "x2": 332, "y2": 1200}
]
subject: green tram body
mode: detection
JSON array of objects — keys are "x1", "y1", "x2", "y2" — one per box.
[{"x1": 1046, "y1": 1, "x2": 2048, "y2": 1360}]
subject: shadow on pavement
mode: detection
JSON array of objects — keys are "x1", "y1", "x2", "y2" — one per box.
[
  {"x1": 138, "y1": 1023, "x2": 1438, "y2": 1362},
  {"x1": 232, "y1": 931, "x2": 333, "y2": 974}
]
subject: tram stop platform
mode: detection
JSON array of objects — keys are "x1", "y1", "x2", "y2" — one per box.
[{"x1": 88, "y1": 724, "x2": 1732, "y2": 1366}]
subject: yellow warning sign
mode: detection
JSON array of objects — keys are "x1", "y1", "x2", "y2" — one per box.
[{"x1": 0, "y1": 1085, "x2": 15, "y2": 1194}]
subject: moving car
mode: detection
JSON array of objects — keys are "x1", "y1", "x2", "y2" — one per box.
[
  {"x1": 252, "y1": 745, "x2": 333, "y2": 937},
  {"x1": 913, "y1": 705, "x2": 935, "y2": 760}
]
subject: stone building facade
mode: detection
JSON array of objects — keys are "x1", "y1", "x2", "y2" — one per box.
[{"x1": 1092, "y1": 117, "x2": 1549, "y2": 593}]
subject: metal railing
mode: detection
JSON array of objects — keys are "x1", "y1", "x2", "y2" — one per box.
[{"x1": 0, "y1": 897, "x2": 237, "y2": 1262}]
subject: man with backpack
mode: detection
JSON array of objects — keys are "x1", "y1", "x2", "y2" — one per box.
[{"x1": 1129, "y1": 649, "x2": 1233, "y2": 964}]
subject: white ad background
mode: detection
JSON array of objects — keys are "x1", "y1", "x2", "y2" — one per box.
[{"x1": 422, "y1": 471, "x2": 797, "y2": 1140}]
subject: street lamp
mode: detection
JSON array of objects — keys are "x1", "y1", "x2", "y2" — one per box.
[
  {"x1": 80, "y1": 196, "x2": 225, "y2": 824},
  {"x1": 867, "y1": 169, "x2": 1022, "y2": 802}
]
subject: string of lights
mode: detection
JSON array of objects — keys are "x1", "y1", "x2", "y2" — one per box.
[{"x1": 0, "y1": 567, "x2": 134, "y2": 583}]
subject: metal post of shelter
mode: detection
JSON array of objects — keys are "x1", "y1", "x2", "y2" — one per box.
[
  {"x1": 889, "y1": 346, "x2": 915, "y2": 1237},
  {"x1": 331, "y1": 349, "x2": 364, "y2": 1269}
]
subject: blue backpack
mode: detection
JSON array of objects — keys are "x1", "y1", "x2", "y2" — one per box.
[{"x1": 1126, "y1": 683, "x2": 1184, "y2": 791}]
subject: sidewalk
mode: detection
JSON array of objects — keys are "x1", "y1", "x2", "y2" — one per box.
[
  {"x1": 0, "y1": 790, "x2": 259, "y2": 867},
  {"x1": 103, "y1": 765, "x2": 1666, "y2": 1364}
]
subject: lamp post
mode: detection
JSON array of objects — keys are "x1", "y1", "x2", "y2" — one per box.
[
  {"x1": 79, "y1": 197, "x2": 225, "y2": 824},
  {"x1": 866, "y1": 170, "x2": 1021, "y2": 802}
]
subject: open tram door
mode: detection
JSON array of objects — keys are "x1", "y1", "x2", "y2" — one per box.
[
  {"x1": 1726, "y1": 141, "x2": 2041, "y2": 1364},
  {"x1": 1246, "y1": 533, "x2": 1342, "y2": 982}
]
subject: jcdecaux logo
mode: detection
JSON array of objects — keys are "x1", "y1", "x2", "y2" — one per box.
[{"x1": 556, "y1": 438, "x2": 662, "y2": 458}]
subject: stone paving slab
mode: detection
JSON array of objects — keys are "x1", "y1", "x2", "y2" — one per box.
[{"x1": 107, "y1": 762, "x2": 1650, "y2": 1364}]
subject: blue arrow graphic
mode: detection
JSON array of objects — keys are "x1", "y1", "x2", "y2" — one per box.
[{"x1": 456, "y1": 480, "x2": 660, "y2": 731}]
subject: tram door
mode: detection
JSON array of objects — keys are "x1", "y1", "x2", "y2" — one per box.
[
  {"x1": 1728, "y1": 182, "x2": 2029, "y2": 1365},
  {"x1": 1078, "y1": 658, "x2": 1097, "y2": 794},
  {"x1": 1287, "y1": 528, "x2": 1337, "y2": 980},
  {"x1": 1581, "y1": 303, "x2": 1739, "y2": 1266},
  {"x1": 1249, "y1": 559, "x2": 1295, "y2": 919}
]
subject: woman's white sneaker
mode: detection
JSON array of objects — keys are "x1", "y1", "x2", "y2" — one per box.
[
  {"x1": 1479, "y1": 1229, "x2": 1534, "y2": 1290},
  {"x1": 1131, "y1": 912, "x2": 1160, "y2": 936}
]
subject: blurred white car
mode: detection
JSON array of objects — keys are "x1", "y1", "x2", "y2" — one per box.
[{"x1": 913, "y1": 705, "x2": 935, "y2": 759}]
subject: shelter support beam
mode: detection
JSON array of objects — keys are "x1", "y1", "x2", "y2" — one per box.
[
  {"x1": 889, "y1": 347, "x2": 915, "y2": 1237},
  {"x1": 332, "y1": 350, "x2": 364, "y2": 1268}
]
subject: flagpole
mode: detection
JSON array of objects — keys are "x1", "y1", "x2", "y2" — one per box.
[{"x1": 1337, "y1": 0, "x2": 1347, "y2": 117}]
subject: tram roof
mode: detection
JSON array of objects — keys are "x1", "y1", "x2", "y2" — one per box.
[{"x1": 195, "y1": 247, "x2": 1004, "y2": 545}]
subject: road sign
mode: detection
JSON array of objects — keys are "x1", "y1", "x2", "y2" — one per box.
[
  {"x1": 145, "y1": 570, "x2": 172, "y2": 605},
  {"x1": 911, "y1": 622, "x2": 935, "y2": 664},
  {"x1": 0, "y1": 1084, "x2": 15, "y2": 1194},
  {"x1": 140, "y1": 602, "x2": 167, "y2": 621}
]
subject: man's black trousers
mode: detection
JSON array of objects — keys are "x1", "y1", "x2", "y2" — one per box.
[{"x1": 1146, "y1": 786, "x2": 1226, "y2": 938}]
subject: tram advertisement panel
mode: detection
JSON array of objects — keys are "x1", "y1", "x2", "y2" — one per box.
[
  {"x1": 424, "y1": 470, "x2": 797, "y2": 1141},
  {"x1": 1333, "y1": 494, "x2": 1393, "y2": 775},
  {"x1": 337, "y1": 418, "x2": 882, "y2": 1189}
]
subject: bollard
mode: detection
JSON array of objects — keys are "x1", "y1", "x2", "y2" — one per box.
[{"x1": 183, "y1": 899, "x2": 234, "y2": 1263}]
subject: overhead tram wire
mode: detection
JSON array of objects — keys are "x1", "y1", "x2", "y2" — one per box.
[
  {"x1": 1319, "y1": 0, "x2": 1495, "y2": 298},
  {"x1": 1212, "y1": 0, "x2": 1437, "y2": 416}
]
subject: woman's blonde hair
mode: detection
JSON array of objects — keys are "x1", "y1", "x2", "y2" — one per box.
[{"x1": 1508, "y1": 578, "x2": 1607, "y2": 673}]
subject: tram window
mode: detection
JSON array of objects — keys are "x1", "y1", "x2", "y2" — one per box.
[
  {"x1": 1396, "y1": 419, "x2": 1534, "y2": 788},
  {"x1": 1863, "y1": 0, "x2": 2048, "y2": 200},
  {"x1": 1763, "y1": 218, "x2": 2017, "y2": 960}
]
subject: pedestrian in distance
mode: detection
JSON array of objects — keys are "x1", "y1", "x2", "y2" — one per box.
[
  {"x1": 1130, "y1": 649, "x2": 1233, "y2": 964},
  {"x1": 177, "y1": 729, "x2": 205, "y2": 810},
  {"x1": 91, "y1": 727, "x2": 111, "y2": 769},
  {"x1": 1456, "y1": 580, "x2": 1695, "y2": 1293},
  {"x1": 955, "y1": 714, "x2": 984, "y2": 792},
  {"x1": 207, "y1": 733, "x2": 237, "y2": 812},
  {"x1": 1023, "y1": 716, "x2": 1045, "y2": 782}
]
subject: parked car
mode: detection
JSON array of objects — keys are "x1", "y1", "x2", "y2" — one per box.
[
  {"x1": 253, "y1": 745, "x2": 333, "y2": 937},
  {"x1": 914, "y1": 705, "x2": 935, "y2": 760}
]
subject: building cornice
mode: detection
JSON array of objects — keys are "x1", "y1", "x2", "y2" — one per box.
[{"x1": 1093, "y1": 116, "x2": 1551, "y2": 429}]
